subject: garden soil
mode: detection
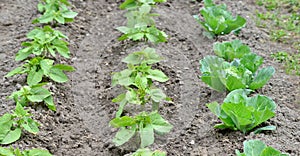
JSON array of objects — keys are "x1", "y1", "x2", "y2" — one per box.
[{"x1": 0, "y1": 0, "x2": 299, "y2": 155}]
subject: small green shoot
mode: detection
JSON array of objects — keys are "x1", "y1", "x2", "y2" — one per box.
[
  {"x1": 9, "y1": 83, "x2": 56, "y2": 111},
  {"x1": 0, "y1": 146, "x2": 52, "y2": 156},
  {"x1": 16, "y1": 26, "x2": 70, "y2": 61},
  {"x1": 193, "y1": 0, "x2": 246, "y2": 38},
  {"x1": 5, "y1": 57, "x2": 75, "y2": 86},
  {"x1": 207, "y1": 89, "x2": 276, "y2": 133},
  {"x1": 0, "y1": 103, "x2": 39, "y2": 145},
  {"x1": 33, "y1": 0, "x2": 78, "y2": 24},
  {"x1": 236, "y1": 139, "x2": 289, "y2": 156},
  {"x1": 110, "y1": 111, "x2": 172, "y2": 148},
  {"x1": 271, "y1": 51, "x2": 300, "y2": 76},
  {"x1": 117, "y1": 0, "x2": 168, "y2": 43}
]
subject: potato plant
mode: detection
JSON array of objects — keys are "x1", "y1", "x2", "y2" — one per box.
[
  {"x1": 117, "y1": 0, "x2": 168, "y2": 43},
  {"x1": 0, "y1": 103, "x2": 39, "y2": 145},
  {"x1": 16, "y1": 26, "x2": 70, "y2": 61},
  {"x1": 194, "y1": 0, "x2": 246, "y2": 38},
  {"x1": 110, "y1": 48, "x2": 172, "y2": 149},
  {"x1": 33, "y1": 0, "x2": 78, "y2": 24},
  {"x1": 9, "y1": 83, "x2": 56, "y2": 111},
  {"x1": 5, "y1": 57, "x2": 74, "y2": 86}
]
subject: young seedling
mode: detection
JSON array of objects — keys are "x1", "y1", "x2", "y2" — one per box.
[
  {"x1": 0, "y1": 103, "x2": 39, "y2": 145},
  {"x1": 33, "y1": 0, "x2": 78, "y2": 24},
  {"x1": 16, "y1": 26, "x2": 70, "y2": 61},
  {"x1": 200, "y1": 55, "x2": 275, "y2": 92},
  {"x1": 213, "y1": 40, "x2": 251, "y2": 61},
  {"x1": 193, "y1": 0, "x2": 246, "y2": 38},
  {"x1": 271, "y1": 51, "x2": 300, "y2": 76},
  {"x1": 131, "y1": 148, "x2": 166, "y2": 156},
  {"x1": 110, "y1": 111, "x2": 172, "y2": 148},
  {"x1": 5, "y1": 57, "x2": 75, "y2": 86},
  {"x1": 207, "y1": 89, "x2": 277, "y2": 134},
  {"x1": 112, "y1": 48, "x2": 170, "y2": 117},
  {"x1": 236, "y1": 139, "x2": 289, "y2": 156},
  {"x1": 9, "y1": 83, "x2": 56, "y2": 111},
  {"x1": 0, "y1": 146, "x2": 52, "y2": 156},
  {"x1": 117, "y1": 0, "x2": 168, "y2": 43},
  {"x1": 120, "y1": 0, "x2": 167, "y2": 10}
]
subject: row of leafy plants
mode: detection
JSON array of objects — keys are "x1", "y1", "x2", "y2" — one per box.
[
  {"x1": 0, "y1": 0, "x2": 77, "y2": 155},
  {"x1": 110, "y1": 0, "x2": 172, "y2": 155},
  {"x1": 194, "y1": 0, "x2": 289, "y2": 155}
]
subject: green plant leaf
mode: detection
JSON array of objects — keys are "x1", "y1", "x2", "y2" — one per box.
[
  {"x1": 5, "y1": 67, "x2": 24, "y2": 77},
  {"x1": 149, "y1": 88, "x2": 166, "y2": 103},
  {"x1": 110, "y1": 116, "x2": 136, "y2": 128},
  {"x1": 113, "y1": 127, "x2": 136, "y2": 146},
  {"x1": 22, "y1": 118, "x2": 40, "y2": 134},
  {"x1": 249, "y1": 66, "x2": 275, "y2": 90},
  {"x1": 44, "y1": 95, "x2": 56, "y2": 111},
  {"x1": 28, "y1": 87, "x2": 51, "y2": 102},
  {"x1": 27, "y1": 69, "x2": 44, "y2": 86},
  {"x1": 146, "y1": 69, "x2": 168, "y2": 82},
  {"x1": 149, "y1": 112, "x2": 172, "y2": 135},
  {"x1": 25, "y1": 149, "x2": 53, "y2": 156},
  {"x1": 254, "y1": 125, "x2": 276, "y2": 134},
  {"x1": 0, "y1": 128, "x2": 21, "y2": 145},
  {"x1": 140, "y1": 123, "x2": 154, "y2": 148}
]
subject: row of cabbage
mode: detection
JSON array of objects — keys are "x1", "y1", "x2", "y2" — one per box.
[{"x1": 195, "y1": 0, "x2": 289, "y2": 155}]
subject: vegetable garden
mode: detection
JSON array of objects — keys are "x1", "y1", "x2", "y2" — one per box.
[{"x1": 0, "y1": 0, "x2": 299, "y2": 155}]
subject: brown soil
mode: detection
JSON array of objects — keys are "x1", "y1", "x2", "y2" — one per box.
[{"x1": 0, "y1": 0, "x2": 299, "y2": 156}]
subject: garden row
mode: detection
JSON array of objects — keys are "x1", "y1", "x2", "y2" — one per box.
[
  {"x1": 0, "y1": 0, "x2": 78, "y2": 155},
  {"x1": 109, "y1": 0, "x2": 292, "y2": 155}
]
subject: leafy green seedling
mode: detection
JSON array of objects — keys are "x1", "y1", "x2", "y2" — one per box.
[
  {"x1": 117, "y1": 0, "x2": 168, "y2": 43},
  {"x1": 236, "y1": 139, "x2": 289, "y2": 156},
  {"x1": 16, "y1": 26, "x2": 70, "y2": 61},
  {"x1": 0, "y1": 103, "x2": 39, "y2": 145},
  {"x1": 33, "y1": 0, "x2": 78, "y2": 24},
  {"x1": 131, "y1": 148, "x2": 166, "y2": 156},
  {"x1": 213, "y1": 40, "x2": 251, "y2": 61},
  {"x1": 120, "y1": 0, "x2": 167, "y2": 10},
  {"x1": 0, "y1": 146, "x2": 52, "y2": 156},
  {"x1": 207, "y1": 89, "x2": 276, "y2": 133},
  {"x1": 271, "y1": 51, "x2": 300, "y2": 76},
  {"x1": 110, "y1": 111, "x2": 172, "y2": 148},
  {"x1": 200, "y1": 55, "x2": 275, "y2": 92},
  {"x1": 112, "y1": 48, "x2": 169, "y2": 117},
  {"x1": 193, "y1": 0, "x2": 246, "y2": 38},
  {"x1": 6, "y1": 57, "x2": 75, "y2": 86},
  {"x1": 9, "y1": 83, "x2": 56, "y2": 111},
  {"x1": 117, "y1": 25, "x2": 167, "y2": 43}
]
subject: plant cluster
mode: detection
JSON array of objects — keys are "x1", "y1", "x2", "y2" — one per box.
[
  {"x1": 33, "y1": 0, "x2": 78, "y2": 24},
  {"x1": 271, "y1": 51, "x2": 300, "y2": 75},
  {"x1": 193, "y1": 0, "x2": 247, "y2": 38},
  {"x1": 200, "y1": 40, "x2": 275, "y2": 92},
  {"x1": 195, "y1": 1, "x2": 286, "y2": 154},
  {"x1": 117, "y1": 0, "x2": 168, "y2": 43},
  {"x1": 236, "y1": 140, "x2": 289, "y2": 156},
  {"x1": 111, "y1": 1, "x2": 170, "y2": 155},
  {"x1": 1, "y1": 0, "x2": 77, "y2": 154},
  {"x1": 110, "y1": 48, "x2": 172, "y2": 150},
  {"x1": 255, "y1": 0, "x2": 299, "y2": 76}
]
